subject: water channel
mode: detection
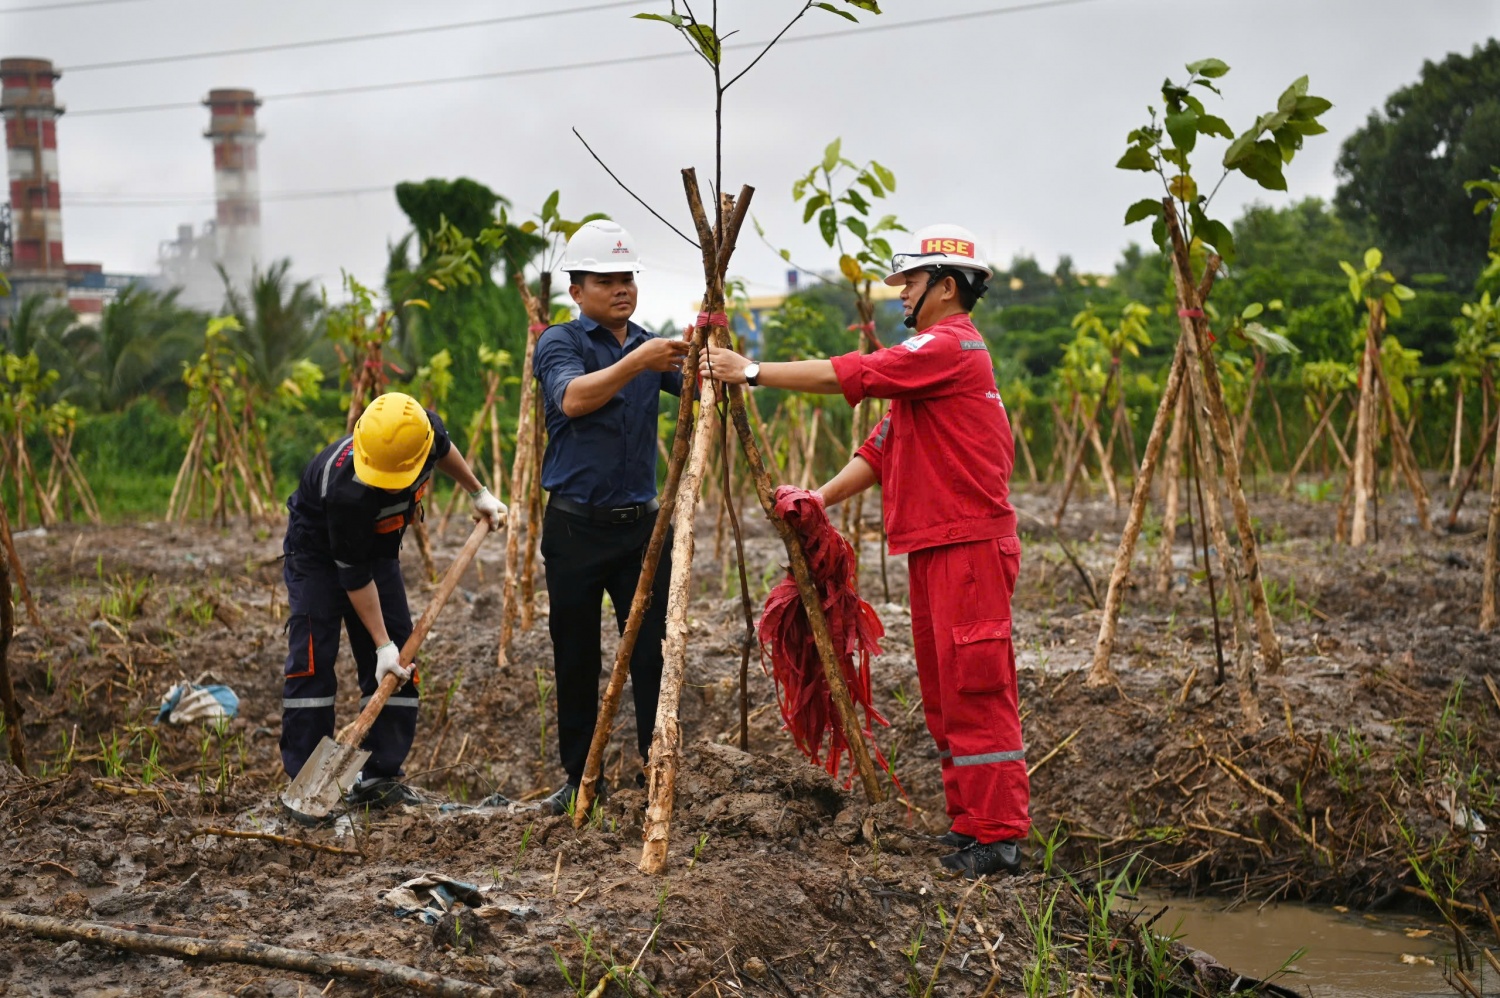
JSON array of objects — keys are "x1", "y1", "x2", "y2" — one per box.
[{"x1": 1145, "y1": 895, "x2": 1466, "y2": 996}]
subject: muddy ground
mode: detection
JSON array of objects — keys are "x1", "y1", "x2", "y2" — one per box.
[{"x1": 1, "y1": 479, "x2": 1497, "y2": 997}]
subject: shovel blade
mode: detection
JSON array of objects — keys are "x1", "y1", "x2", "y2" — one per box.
[{"x1": 280, "y1": 737, "x2": 370, "y2": 823}]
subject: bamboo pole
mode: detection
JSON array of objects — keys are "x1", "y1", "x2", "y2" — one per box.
[
  {"x1": 1449, "y1": 410, "x2": 1500, "y2": 529},
  {"x1": 1371, "y1": 357, "x2": 1431, "y2": 531},
  {"x1": 0, "y1": 490, "x2": 38, "y2": 628}
]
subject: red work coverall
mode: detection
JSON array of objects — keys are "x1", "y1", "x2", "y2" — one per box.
[{"x1": 830, "y1": 313, "x2": 1030, "y2": 843}]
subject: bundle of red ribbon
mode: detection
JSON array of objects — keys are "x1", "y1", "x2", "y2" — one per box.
[{"x1": 759, "y1": 486, "x2": 894, "y2": 787}]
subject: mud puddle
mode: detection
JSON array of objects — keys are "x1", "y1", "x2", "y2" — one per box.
[{"x1": 1149, "y1": 894, "x2": 1452, "y2": 996}]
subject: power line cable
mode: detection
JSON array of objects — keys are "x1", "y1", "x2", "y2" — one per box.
[
  {"x1": 0, "y1": 0, "x2": 143, "y2": 13},
  {"x1": 65, "y1": 184, "x2": 393, "y2": 206},
  {"x1": 68, "y1": 0, "x2": 1106, "y2": 117},
  {"x1": 64, "y1": 1, "x2": 640, "y2": 73}
]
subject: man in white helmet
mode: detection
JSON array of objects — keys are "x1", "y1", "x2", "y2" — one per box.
[
  {"x1": 531, "y1": 219, "x2": 689, "y2": 814},
  {"x1": 702, "y1": 224, "x2": 1029, "y2": 879}
]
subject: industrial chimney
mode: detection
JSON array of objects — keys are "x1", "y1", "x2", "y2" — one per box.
[
  {"x1": 203, "y1": 87, "x2": 261, "y2": 291},
  {"x1": 1, "y1": 57, "x2": 66, "y2": 303}
]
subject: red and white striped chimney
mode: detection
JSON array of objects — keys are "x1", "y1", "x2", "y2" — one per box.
[
  {"x1": 203, "y1": 87, "x2": 261, "y2": 287},
  {"x1": 1, "y1": 58, "x2": 65, "y2": 283}
]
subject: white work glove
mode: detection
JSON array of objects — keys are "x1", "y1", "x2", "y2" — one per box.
[
  {"x1": 471, "y1": 486, "x2": 506, "y2": 531},
  {"x1": 374, "y1": 641, "x2": 411, "y2": 687}
]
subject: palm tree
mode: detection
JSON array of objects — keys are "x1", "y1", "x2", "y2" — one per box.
[
  {"x1": 72, "y1": 284, "x2": 204, "y2": 410},
  {"x1": 5, "y1": 294, "x2": 80, "y2": 394},
  {"x1": 221, "y1": 258, "x2": 328, "y2": 394}
]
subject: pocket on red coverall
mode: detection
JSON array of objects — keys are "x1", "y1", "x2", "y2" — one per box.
[{"x1": 950, "y1": 617, "x2": 1013, "y2": 694}]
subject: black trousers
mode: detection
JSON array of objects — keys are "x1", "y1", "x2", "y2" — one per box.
[
  {"x1": 280, "y1": 553, "x2": 417, "y2": 780},
  {"x1": 541, "y1": 505, "x2": 671, "y2": 784}
]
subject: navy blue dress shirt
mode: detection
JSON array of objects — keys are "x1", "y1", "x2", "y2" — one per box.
[{"x1": 533, "y1": 315, "x2": 684, "y2": 508}]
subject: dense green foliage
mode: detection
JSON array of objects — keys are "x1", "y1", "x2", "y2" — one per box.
[{"x1": 1335, "y1": 40, "x2": 1500, "y2": 287}]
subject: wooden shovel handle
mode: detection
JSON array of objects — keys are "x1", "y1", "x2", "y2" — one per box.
[{"x1": 338, "y1": 519, "x2": 493, "y2": 747}]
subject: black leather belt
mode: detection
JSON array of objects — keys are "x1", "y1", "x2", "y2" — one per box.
[{"x1": 548, "y1": 496, "x2": 660, "y2": 524}]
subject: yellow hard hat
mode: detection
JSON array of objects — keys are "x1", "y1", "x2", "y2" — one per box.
[{"x1": 353, "y1": 392, "x2": 434, "y2": 491}]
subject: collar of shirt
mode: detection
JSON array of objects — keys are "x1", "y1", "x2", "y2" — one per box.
[{"x1": 575, "y1": 313, "x2": 650, "y2": 351}]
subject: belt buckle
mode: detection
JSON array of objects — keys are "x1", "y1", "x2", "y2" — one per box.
[{"x1": 610, "y1": 506, "x2": 635, "y2": 523}]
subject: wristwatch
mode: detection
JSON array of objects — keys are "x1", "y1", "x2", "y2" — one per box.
[{"x1": 743, "y1": 362, "x2": 760, "y2": 387}]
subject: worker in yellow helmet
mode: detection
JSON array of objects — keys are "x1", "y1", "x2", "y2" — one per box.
[{"x1": 279, "y1": 392, "x2": 503, "y2": 810}]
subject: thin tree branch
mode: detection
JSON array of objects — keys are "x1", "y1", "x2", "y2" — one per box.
[
  {"x1": 571, "y1": 128, "x2": 699, "y2": 249},
  {"x1": 723, "y1": 0, "x2": 812, "y2": 91}
]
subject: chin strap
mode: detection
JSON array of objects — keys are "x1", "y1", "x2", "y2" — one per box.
[{"x1": 903, "y1": 268, "x2": 940, "y2": 330}]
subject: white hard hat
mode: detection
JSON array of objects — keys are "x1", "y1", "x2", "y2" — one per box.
[
  {"x1": 560, "y1": 219, "x2": 643, "y2": 275},
  {"x1": 884, "y1": 223, "x2": 991, "y2": 286}
]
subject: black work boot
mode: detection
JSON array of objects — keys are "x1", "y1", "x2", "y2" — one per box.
[
  {"x1": 940, "y1": 838, "x2": 1024, "y2": 880},
  {"x1": 937, "y1": 829, "x2": 977, "y2": 849},
  {"x1": 345, "y1": 776, "x2": 422, "y2": 809}
]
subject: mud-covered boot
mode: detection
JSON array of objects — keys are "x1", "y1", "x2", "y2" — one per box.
[
  {"x1": 543, "y1": 778, "x2": 608, "y2": 816},
  {"x1": 937, "y1": 829, "x2": 976, "y2": 849},
  {"x1": 940, "y1": 838, "x2": 1023, "y2": 880},
  {"x1": 345, "y1": 777, "x2": 422, "y2": 809}
]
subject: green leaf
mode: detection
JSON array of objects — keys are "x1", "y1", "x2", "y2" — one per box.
[
  {"x1": 687, "y1": 23, "x2": 720, "y2": 64},
  {"x1": 1273, "y1": 125, "x2": 1301, "y2": 163},
  {"x1": 633, "y1": 11, "x2": 685, "y2": 26},
  {"x1": 842, "y1": 0, "x2": 881, "y2": 11},
  {"x1": 801, "y1": 192, "x2": 829, "y2": 224},
  {"x1": 1241, "y1": 302, "x2": 1264, "y2": 319},
  {"x1": 1165, "y1": 110, "x2": 1199, "y2": 154},
  {"x1": 1150, "y1": 215, "x2": 1167, "y2": 252},
  {"x1": 1235, "y1": 140, "x2": 1287, "y2": 191},
  {"x1": 1391, "y1": 283, "x2": 1416, "y2": 301},
  {"x1": 1364, "y1": 247, "x2": 1382, "y2": 271},
  {"x1": 779, "y1": 249, "x2": 791, "y2": 262},
  {"x1": 541, "y1": 190, "x2": 560, "y2": 222},
  {"x1": 813, "y1": 1, "x2": 859, "y2": 21},
  {"x1": 1197, "y1": 114, "x2": 1234, "y2": 139},
  {"x1": 1193, "y1": 210, "x2": 1236, "y2": 263},
  {"x1": 868, "y1": 237, "x2": 893, "y2": 261},
  {"x1": 1185, "y1": 57, "x2": 1230, "y2": 79},
  {"x1": 841, "y1": 188, "x2": 871, "y2": 215},
  {"x1": 1116, "y1": 145, "x2": 1155, "y2": 172},
  {"x1": 1294, "y1": 95, "x2": 1333, "y2": 117},
  {"x1": 855, "y1": 172, "x2": 884, "y2": 199},
  {"x1": 1382, "y1": 292, "x2": 1403, "y2": 319},
  {"x1": 1222, "y1": 129, "x2": 1259, "y2": 168},
  {"x1": 870, "y1": 161, "x2": 896, "y2": 193},
  {"x1": 1168, "y1": 174, "x2": 1198, "y2": 201},
  {"x1": 1285, "y1": 118, "x2": 1328, "y2": 136},
  {"x1": 1339, "y1": 260, "x2": 1359, "y2": 280},
  {"x1": 1240, "y1": 321, "x2": 1299, "y2": 355},
  {"x1": 844, "y1": 216, "x2": 869, "y2": 241},
  {"x1": 1124, "y1": 198, "x2": 1163, "y2": 225},
  {"x1": 792, "y1": 176, "x2": 809, "y2": 201},
  {"x1": 519, "y1": 220, "x2": 539, "y2": 234},
  {"x1": 822, "y1": 138, "x2": 842, "y2": 175},
  {"x1": 818, "y1": 207, "x2": 838, "y2": 247}
]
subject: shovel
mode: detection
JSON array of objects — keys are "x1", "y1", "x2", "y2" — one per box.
[{"x1": 282, "y1": 519, "x2": 493, "y2": 823}]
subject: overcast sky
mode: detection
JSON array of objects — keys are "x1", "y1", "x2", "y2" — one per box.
[{"x1": 6, "y1": 0, "x2": 1499, "y2": 327}]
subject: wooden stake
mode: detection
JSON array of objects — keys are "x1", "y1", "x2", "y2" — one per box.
[
  {"x1": 1155, "y1": 385, "x2": 1187, "y2": 594},
  {"x1": 1350, "y1": 309, "x2": 1382, "y2": 546},
  {"x1": 1480, "y1": 401, "x2": 1500, "y2": 631},
  {"x1": 497, "y1": 276, "x2": 548, "y2": 669},
  {"x1": 573, "y1": 330, "x2": 700, "y2": 822},
  {"x1": 1164, "y1": 199, "x2": 1281, "y2": 676},
  {"x1": 0, "y1": 551, "x2": 23, "y2": 772},
  {"x1": 0, "y1": 912, "x2": 500, "y2": 998}
]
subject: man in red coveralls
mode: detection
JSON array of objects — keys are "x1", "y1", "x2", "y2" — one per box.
[{"x1": 702, "y1": 223, "x2": 1027, "y2": 879}]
